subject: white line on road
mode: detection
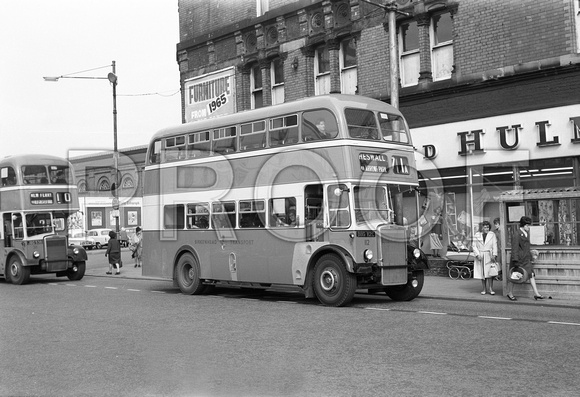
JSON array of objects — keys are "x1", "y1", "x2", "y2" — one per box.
[
  {"x1": 105, "y1": 287, "x2": 117, "y2": 290},
  {"x1": 84, "y1": 285, "x2": 97, "y2": 288},
  {"x1": 478, "y1": 316, "x2": 512, "y2": 320},
  {"x1": 364, "y1": 307, "x2": 391, "y2": 311},
  {"x1": 548, "y1": 321, "x2": 580, "y2": 326},
  {"x1": 417, "y1": 311, "x2": 447, "y2": 315},
  {"x1": 151, "y1": 291, "x2": 165, "y2": 294},
  {"x1": 127, "y1": 289, "x2": 141, "y2": 292}
]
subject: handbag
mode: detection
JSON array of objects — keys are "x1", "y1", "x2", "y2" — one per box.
[
  {"x1": 508, "y1": 266, "x2": 528, "y2": 284},
  {"x1": 485, "y1": 260, "x2": 499, "y2": 277}
]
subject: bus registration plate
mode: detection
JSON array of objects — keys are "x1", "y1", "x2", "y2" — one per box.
[{"x1": 356, "y1": 231, "x2": 375, "y2": 238}]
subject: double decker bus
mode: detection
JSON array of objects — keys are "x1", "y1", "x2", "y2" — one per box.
[
  {"x1": 0, "y1": 154, "x2": 87, "y2": 284},
  {"x1": 143, "y1": 94, "x2": 428, "y2": 306}
]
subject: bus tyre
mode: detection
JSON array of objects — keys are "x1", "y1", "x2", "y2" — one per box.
[
  {"x1": 313, "y1": 254, "x2": 357, "y2": 307},
  {"x1": 9, "y1": 257, "x2": 30, "y2": 285},
  {"x1": 67, "y1": 261, "x2": 86, "y2": 281},
  {"x1": 175, "y1": 253, "x2": 207, "y2": 295},
  {"x1": 385, "y1": 270, "x2": 424, "y2": 301}
]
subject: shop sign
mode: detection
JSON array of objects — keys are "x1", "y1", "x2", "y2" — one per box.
[
  {"x1": 414, "y1": 105, "x2": 580, "y2": 168},
  {"x1": 184, "y1": 67, "x2": 236, "y2": 123}
]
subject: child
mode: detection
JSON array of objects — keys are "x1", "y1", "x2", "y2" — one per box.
[{"x1": 105, "y1": 230, "x2": 122, "y2": 275}]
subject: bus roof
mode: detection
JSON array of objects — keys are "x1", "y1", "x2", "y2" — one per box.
[
  {"x1": 0, "y1": 154, "x2": 72, "y2": 168},
  {"x1": 150, "y1": 94, "x2": 403, "y2": 141}
]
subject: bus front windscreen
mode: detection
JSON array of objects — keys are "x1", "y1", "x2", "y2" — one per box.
[
  {"x1": 354, "y1": 186, "x2": 392, "y2": 225},
  {"x1": 25, "y1": 212, "x2": 54, "y2": 237}
]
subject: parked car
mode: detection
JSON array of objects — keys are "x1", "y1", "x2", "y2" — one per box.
[
  {"x1": 87, "y1": 228, "x2": 113, "y2": 249},
  {"x1": 68, "y1": 231, "x2": 96, "y2": 250}
]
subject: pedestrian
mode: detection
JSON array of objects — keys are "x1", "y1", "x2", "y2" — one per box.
[
  {"x1": 472, "y1": 220, "x2": 498, "y2": 295},
  {"x1": 506, "y1": 216, "x2": 545, "y2": 301},
  {"x1": 492, "y1": 217, "x2": 502, "y2": 265},
  {"x1": 130, "y1": 226, "x2": 143, "y2": 268},
  {"x1": 105, "y1": 230, "x2": 122, "y2": 275}
]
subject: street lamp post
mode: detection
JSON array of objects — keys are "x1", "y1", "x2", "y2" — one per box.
[{"x1": 44, "y1": 61, "x2": 120, "y2": 233}]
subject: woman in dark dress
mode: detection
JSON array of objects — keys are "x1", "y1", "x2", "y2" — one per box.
[
  {"x1": 105, "y1": 230, "x2": 122, "y2": 275},
  {"x1": 506, "y1": 216, "x2": 545, "y2": 301}
]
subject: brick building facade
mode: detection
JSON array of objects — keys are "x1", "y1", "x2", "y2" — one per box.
[{"x1": 171, "y1": 0, "x2": 580, "y2": 297}]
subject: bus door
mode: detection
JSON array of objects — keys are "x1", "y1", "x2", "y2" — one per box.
[
  {"x1": 210, "y1": 201, "x2": 239, "y2": 281},
  {"x1": 304, "y1": 185, "x2": 323, "y2": 242}
]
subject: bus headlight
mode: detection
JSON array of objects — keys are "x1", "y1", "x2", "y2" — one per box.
[
  {"x1": 363, "y1": 249, "x2": 373, "y2": 262},
  {"x1": 33, "y1": 251, "x2": 40, "y2": 258},
  {"x1": 413, "y1": 248, "x2": 421, "y2": 259},
  {"x1": 73, "y1": 247, "x2": 80, "y2": 255}
]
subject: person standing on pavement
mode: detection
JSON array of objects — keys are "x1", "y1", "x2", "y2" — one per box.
[
  {"x1": 130, "y1": 227, "x2": 143, "y2": 268},
  {"x1": 506, "y1": 216, "x2": 545, "y2": 301},
  {"x1": 493, "y1": 217, "x2": 503, "y2": 279},
  {"x1": 472, "y1": 221, "x2": 498, "y2": 295},
  {"x1": 105, "y1": 230, "x2": 122, "y2": 275}
]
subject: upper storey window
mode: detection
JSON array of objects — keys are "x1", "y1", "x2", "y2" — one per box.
[
  {"x1": 271, "y1": 58, "x2": 285, "y2": 105},
  {"x1": 257, "y1": 0, "x2": 269, "y2": 17},
  {"x1": 399, "y1": 21, "x2": 420, "y2": 87},
  {"x1": 251, "y1": 65, "x2": 263, "y2": 109},
  {"x1": 314, "y1": 46, "x2": 330, "y2": 95},
  {"x1": 431, "y1": 13, "x2": 453, "y2": 81},
  {"x1": 340, "y1": 38, "x2": 357, "y2": 95}
]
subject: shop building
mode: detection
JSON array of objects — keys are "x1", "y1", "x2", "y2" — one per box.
[
  {"x1": 173, "y1": 0, "x2": 580, "y2": 297},
  {"x1": 69, "y1": 0, "x2": 580, "y2": 297},
  {"x1": 70, "y1": 146, "x2": 145, "y2": 234}
]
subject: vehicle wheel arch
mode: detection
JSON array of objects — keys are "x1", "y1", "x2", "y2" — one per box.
[
  {"x1": 172, "y1": 244, "x2": 201, "y2": 281},
  {"x1": 303, "y1": 245, "x2": 355, "y2": 299},
  {"x1": 5, "y1": 250, "x2": 31, "y2": 284}
]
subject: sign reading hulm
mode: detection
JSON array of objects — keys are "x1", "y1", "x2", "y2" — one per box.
[{"x1": 184, "y1": 67, "x2": 236, "y2": 123}]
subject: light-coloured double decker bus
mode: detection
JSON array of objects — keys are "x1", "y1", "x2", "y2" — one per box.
[
  {"x1": 143, "y1": 94, "x2": 428, "y2": 306},
  {"x1": 0, "y1": 154, "x2": 87, "y2": 284}
]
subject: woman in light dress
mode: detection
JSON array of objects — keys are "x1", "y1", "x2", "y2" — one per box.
[{"x1": 472, "y1": 221, "x2": 498, "y2": 295}]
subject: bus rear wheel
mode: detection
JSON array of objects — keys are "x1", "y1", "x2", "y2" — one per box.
[
  {"x1": 67, "y1": 261, "x2": 86, "y2": 281},
  {"x1": 175, "y1": 253, "x2": 207, "y2": 295},
  {"x1": 9, "y1": 257, "x2": 30, "y2": 285},
  {"x1": 385, "y1": 270, "x2": 424, "y2": 301},
  {"x1": 313, "y1": 254, "x2": 356, "y2": 307}
]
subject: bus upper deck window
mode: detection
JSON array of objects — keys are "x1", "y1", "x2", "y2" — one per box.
[
  {"x1": 49, "y1": 165, "x2": 69, "y2": 184},
  {"x1": 379, "y1": 113, "x2": 409, "y2": 144},
  {"x1": 1, "y1": 167, "x2": 16, "y2": 186},
  {"x1": 150, "y1": 140, "x2": 162, "y2": 164},
  {"x1": 302, "y1": 109, "x2": 338, "y2": 141},
  {"x1": 345, "y1": 109, "x2": 379, "y2": 140},
  {"x1": 22, "y1": 165, "x2": 49, "y2": 185}
]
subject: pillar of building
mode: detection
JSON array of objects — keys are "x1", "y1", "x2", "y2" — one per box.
[
  {"x1": 416, "y1": 12, "x2": 433, "y2": 87},
  {"x1": 327, "y1": 38, "x2": 341, "y2": 94},
  {"x1": 259, "y1": 57, "x2": 272, "y2": 106}
]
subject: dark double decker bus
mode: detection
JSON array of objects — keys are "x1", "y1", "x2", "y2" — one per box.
[{"x1": 1, "y1": 154, "x2": 87, "y2": 284}]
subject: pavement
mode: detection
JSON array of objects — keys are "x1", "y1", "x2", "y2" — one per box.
[{"x1": 84, "y1": 249, "x2": 579, "y2": 308}]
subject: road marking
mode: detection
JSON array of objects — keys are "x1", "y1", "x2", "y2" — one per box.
[
  {"x1": 417, "y1": 311, "x2": 447, "y2": 315},
  {"x1": 105, "y1": 287, "x2": 117, "y2": 290},
  {"x1": 84, "y1": 285, "x2": 97, "y2": 288},
  {"x1": 127, "y1": 289, "x2": 141, "y2": 292},
  {"x1": 276, "y1": 301, "x2": 298, "y2": 304},
  {"x1": 151, "y1": 291, "x2": 165, "y2": 294},
  {"x1": 548, "y1": 321, "x2": 580, "y2": 326},
  {"x1": 365, "y1": 307, "x2": 391, "y2": 311},
  {"x1": 478, "y1": 316, "x2": 512, "y2": 320}
]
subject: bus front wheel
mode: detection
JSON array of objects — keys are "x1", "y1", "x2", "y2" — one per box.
[
  {"x1": 175, "y1": 253, "x2": 207, "y2": 295},
  {"x1": 67, "y1": 261, "x2": 86, "y2": 281},
  {"x1": 313, "y1": 254, "x2": 357, "y2": 307},
  {"x1": 9, "y1": 257, "x2": 30, "y2": 285},
  {"x1": 385, "y1": 271, "x2": 424, "y2": 301}
]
